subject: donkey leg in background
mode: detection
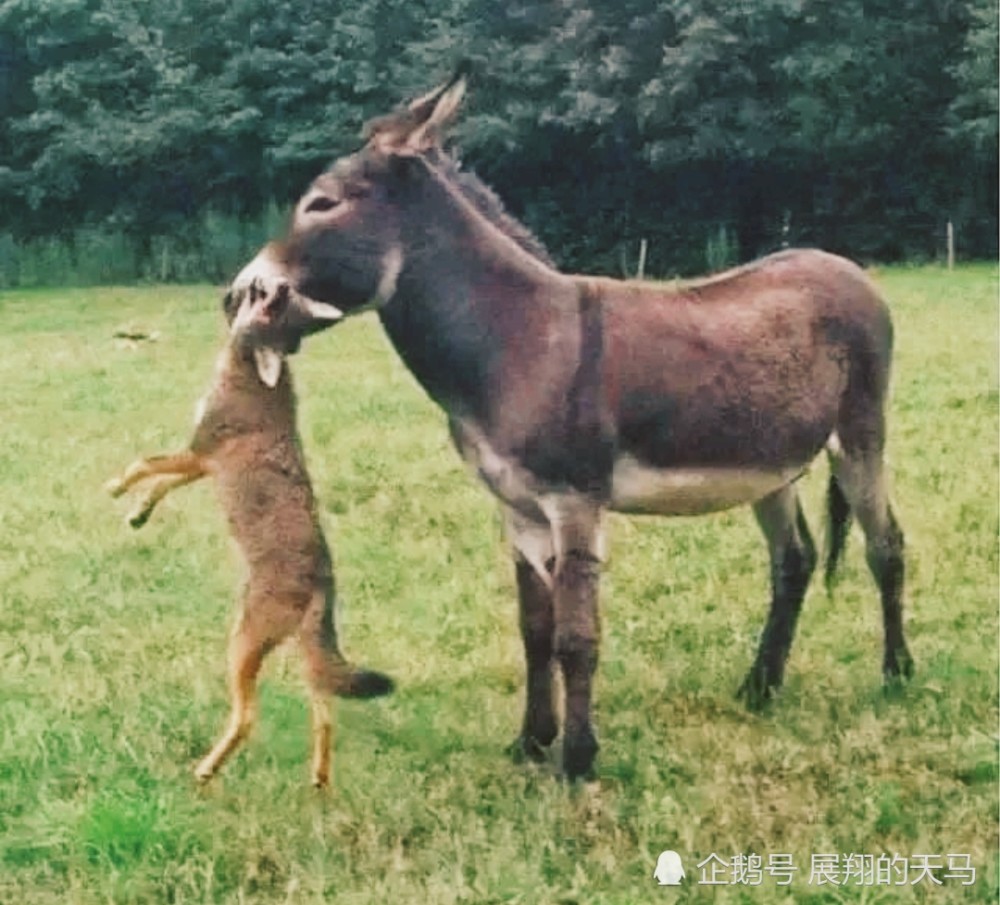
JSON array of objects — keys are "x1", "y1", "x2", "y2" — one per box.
[
  {"x1": 505, "y1": 509, "x2": 558, "y2": 763},
  {"x1": 831, "y1": 451, "x2": 913, "y2": 681},
  {"x1": 550, "y1": 500, "x2": 603, "y2": 780},
  {"x1": 739, "y1": 483, "x2": 817, "y2": 710}
]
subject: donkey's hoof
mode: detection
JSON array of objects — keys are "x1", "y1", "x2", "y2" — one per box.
[
  {"x1": 737, "y1": 671, "x2": 776, "y2": 712},
  {"x1": 104, "y1": 477, "x2": 126, "y2": 497},
  {"x1": 883, "y1": 646, "x2": 915, "y2": 684},
  {"x1": 562, "y1": 728, "x2": 599, "y2": 782},
  {"x1": 507, "y1": 733, "x2": 550, "y2": 765}
]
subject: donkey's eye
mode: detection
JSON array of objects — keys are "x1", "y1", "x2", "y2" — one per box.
[{"x1": 304, "y1": 195, "x2": 341, "y2": 214}]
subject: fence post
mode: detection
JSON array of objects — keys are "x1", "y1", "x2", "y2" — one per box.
[
  {"x1": 946, "y1": 221, "x2": 955, "y2": 271},
  {"x1": 637, "y1": 238, "x2": 648, "y2": 280}
]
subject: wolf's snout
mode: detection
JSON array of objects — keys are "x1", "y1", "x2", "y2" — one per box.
[{"x1": 249, "y1": 277, "x2": 290, "y2": 320}]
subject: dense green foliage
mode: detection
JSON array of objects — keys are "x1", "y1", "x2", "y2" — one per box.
[
  {"x1": 0, "y1": 0, "x2": 996, "y2": 284},
  {"x1": 0, "y1": 267, "x2": 996, "y2": 901}
]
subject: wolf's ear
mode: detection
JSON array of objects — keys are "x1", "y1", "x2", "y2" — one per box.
[{"x1": 253, "y1": 346, "x2": 283, "y2": 388}]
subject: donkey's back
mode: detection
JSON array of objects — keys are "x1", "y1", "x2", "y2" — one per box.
[{"x1": 591, "y1": 249, "x2": 895, "y2": 513}]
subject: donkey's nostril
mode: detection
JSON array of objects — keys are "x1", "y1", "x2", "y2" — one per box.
[{"x1": 304, "y1": 195, "x2": 340, "y2": 214}]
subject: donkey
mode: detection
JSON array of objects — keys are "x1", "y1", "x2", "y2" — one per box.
[
  {"x1": 227, "y1": 70, "x2": 912, "y2": 780},
  {"x1": 106, "y1": 282, "x2": 393, "y2": 787}
]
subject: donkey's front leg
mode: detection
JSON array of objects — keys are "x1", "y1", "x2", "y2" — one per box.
[
  {"x1": 550, "y1": 500, "x2": 603, "y2": 780},
  {"x1": 505, "y1": 509, "x2": 558, "y2": 763},
  {"x1": 510, "y1": 555, "x2": 557, "y2": 763}
]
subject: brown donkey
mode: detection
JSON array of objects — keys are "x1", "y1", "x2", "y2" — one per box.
[
  {"x1": 229, "y1": 69, "x2": 913, "y2": 780},
  {"x1": 107, "y1": 284, "x2": 393, "y2": 787}
]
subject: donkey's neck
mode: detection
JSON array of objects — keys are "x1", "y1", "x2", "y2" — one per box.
[{"x1": 378, "y1": 162, "x2": 573, "y2": 424}]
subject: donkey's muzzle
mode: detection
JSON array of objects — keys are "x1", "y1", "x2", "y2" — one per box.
[{"x1": 228, "y1": 244, "x2": 344, "y2": 337}]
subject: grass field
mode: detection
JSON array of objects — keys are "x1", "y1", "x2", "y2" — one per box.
[{"x1": 0, "y1": 265, "x2": 996, "y2": 903}]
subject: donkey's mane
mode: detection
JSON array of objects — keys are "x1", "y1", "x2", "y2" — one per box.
[
  {"x1": 420, "y1": 147, "x2": 797, "y2": 286},
  {"x1": 425, "y1": 148, "x2": 558, "y2": 269}
]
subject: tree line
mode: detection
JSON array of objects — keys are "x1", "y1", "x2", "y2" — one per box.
[{"x1": 0, "y1": 0, "x2": 996, "y2": 285}]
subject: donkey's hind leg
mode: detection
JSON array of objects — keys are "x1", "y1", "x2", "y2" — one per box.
[
  {"x1": 739, "y1": 483, "x2": 817, "y2": 710},
  {"x1": 829, "y1": 450, "x2": 913, "y2": 681}
]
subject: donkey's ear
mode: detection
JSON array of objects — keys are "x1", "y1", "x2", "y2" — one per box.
[
  {"x1": 406, "y1": 62, "x2": 470, "y2": 121},
  {"x1": 404, "y1": 64, "x2": 468, "y2": 151},
  {"x1": 368, "y1": 64, "x2": 469, "y2": 153}
]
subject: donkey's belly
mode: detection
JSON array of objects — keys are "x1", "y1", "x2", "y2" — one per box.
[{"x1": 610, "y1": 455, "x2": 805, "y2": 516}]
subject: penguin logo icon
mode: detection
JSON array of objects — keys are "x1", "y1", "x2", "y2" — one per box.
[{"x1": 653, "y1": 850, "x2": 685, "y2": 886}]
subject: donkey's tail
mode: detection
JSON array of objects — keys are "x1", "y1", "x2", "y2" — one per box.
[{"x1": 824, "y1": 473, "x2": 852, "y2": 593}]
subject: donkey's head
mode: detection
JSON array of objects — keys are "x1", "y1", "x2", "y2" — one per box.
[
  {"x1": 228, "y1": 67, "x2": 470, "y2": 328},
  {"x1": 288, "y1": 67, "x2": 469, "y2": 310}
]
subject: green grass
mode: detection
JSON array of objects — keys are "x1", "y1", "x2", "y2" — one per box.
[{"x1": 0, "y1": 266, "x2": 996, "y2": 903}]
